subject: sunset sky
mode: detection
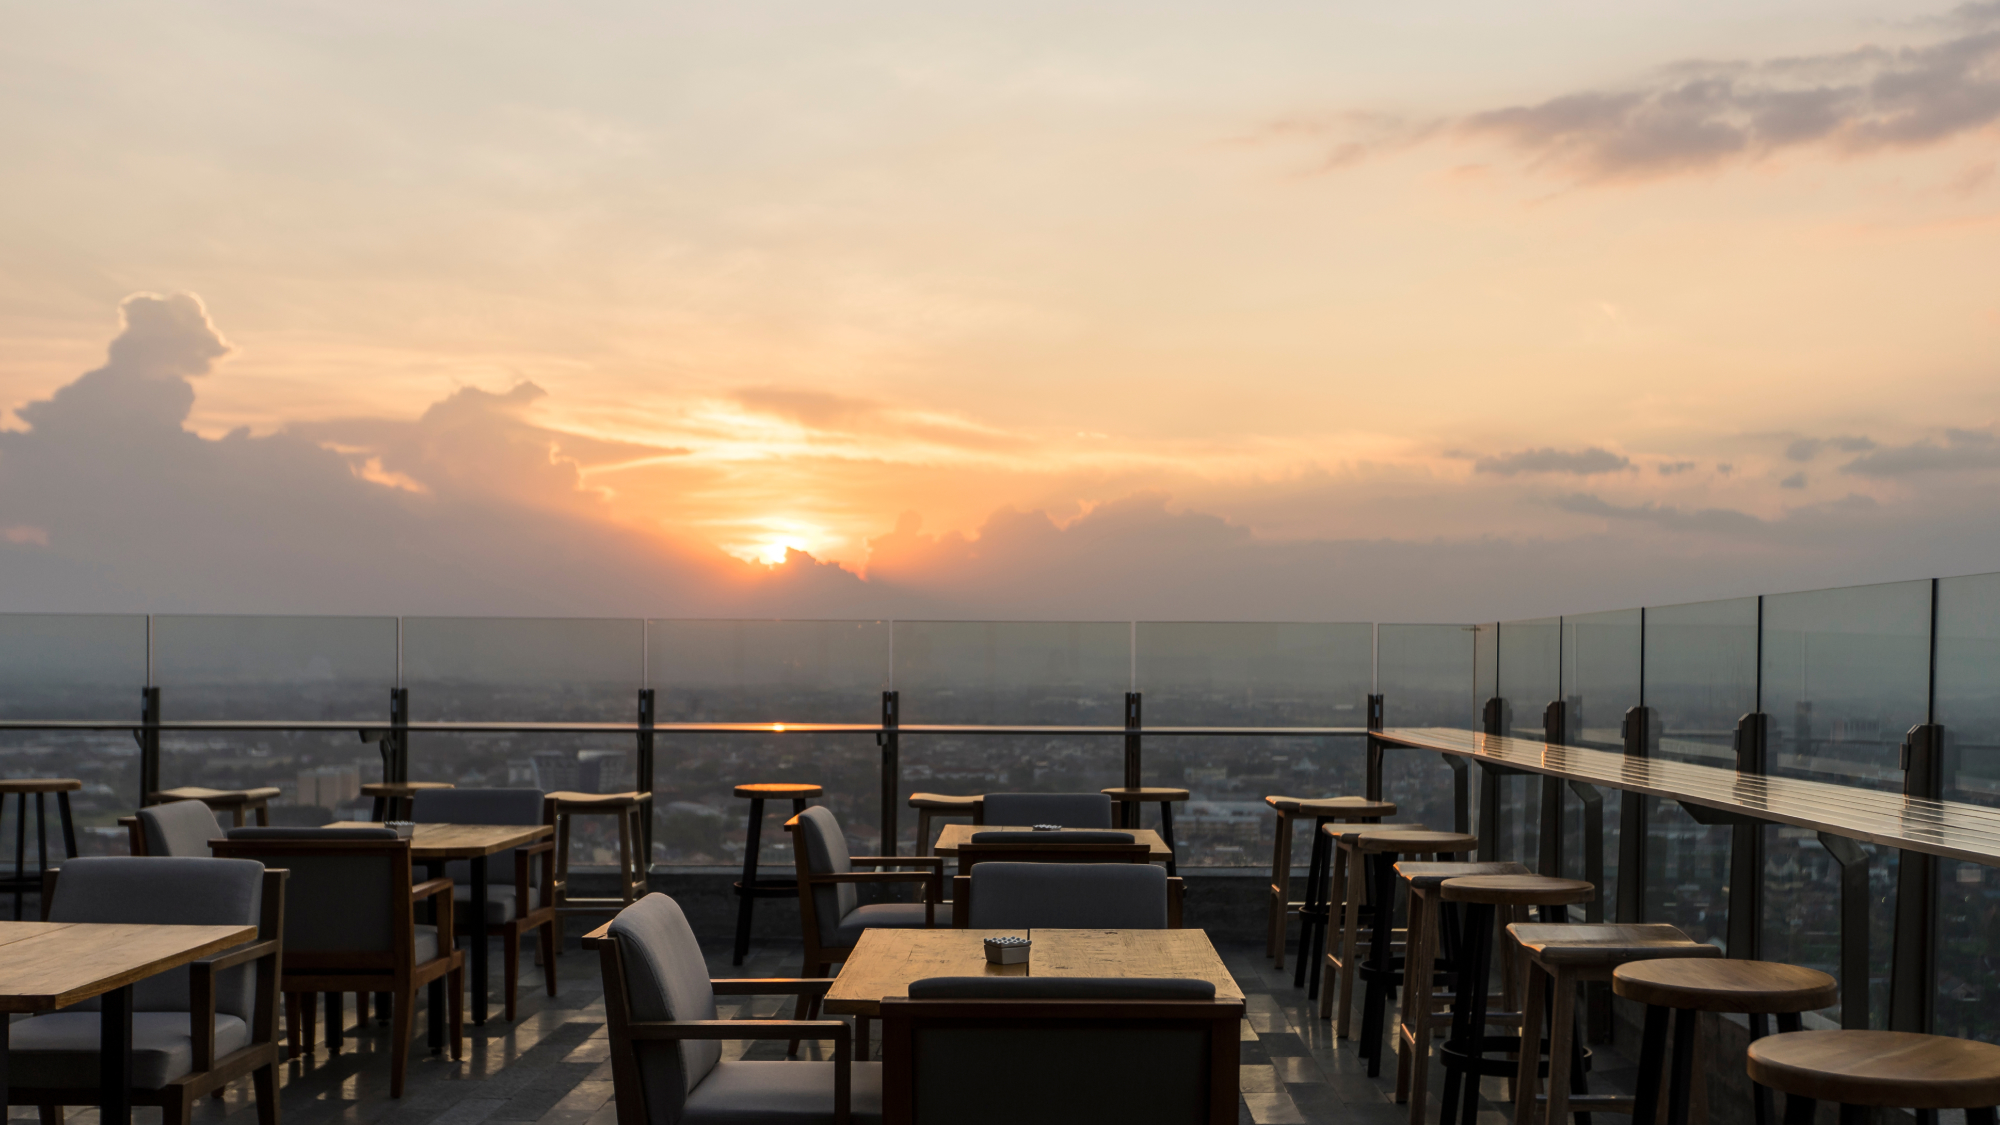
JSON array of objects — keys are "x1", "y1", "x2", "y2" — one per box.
[{"x1": 3, "y1": 1, "x2": 1999, "y2": 619}]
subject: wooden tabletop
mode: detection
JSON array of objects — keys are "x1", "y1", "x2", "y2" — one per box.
[
  {"x1": 152, "y1": 786, "x2": 281, "y2": 805},
  {"x1": 0, "y1": 921, "x2": 257, "y2": 1012},
  {"x1": 0, "y1": 779, "x2": 81, "y2": 794},
  {"x1": 932, "y1": 824, "x2": 1172, "y2": 860},
  {"x1": 359, "y1": 782, "x2": 454, "y2": 797},
  {"x1": 824, "y1": 927, "x2": 1243, "y2": 1016},
  {"x1": 322, "y1": 821, "x2": 553, "y2": 858}
]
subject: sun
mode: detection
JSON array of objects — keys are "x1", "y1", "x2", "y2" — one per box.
[{"x1": 723, "y1": 517, "x2": 830, "y2": 567}]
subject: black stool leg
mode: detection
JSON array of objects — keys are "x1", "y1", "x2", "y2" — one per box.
[
  {"x1": 56, "y1": 792, "x2": 77, "y2": 859},
  {"x1": 35, "y1": 793, "x2": 48, "y2": 885},
  {"x1": 1837, "y1": 1106, "x2": 1869, "y2": 1125},
  {"x1": 732, "y1": 797, "x2": 767, "y2": 966},
  {"x1": 1631, "y1": 1004, "x2": 1671, "y2": 1125},
  {"x1": 1296, "y1": 817, "x2": 1329, "y2": 990},
  {"x1": 1663, "y1": 1006, "x2": 1699, "y2": 1125},
  {"x1": 13, "y1": 792, "x2": 25, "y2": 921},
  {"x1": 371, "y1": 796, "x2": 388, "y2": 822},
  {"x1": 1450, "y1": 900, "x2": 1497, "y2": 1125},
  {"x1": 1782, "y1": 1096, "x2": 1816, "y2": 1125},
  {"x1": 1360, "y1": 853, "x2": 1398, "y2": 1075},
  {"x1": 1748, "y1": 1012, "x2": 1773, "y2": 1125},
  {"x1": 1159, "y1": 801, "x2": 1179, "y2": 877},
  {"x1": 1966, "y1": 1108, "x2": 1996, "y2": 1125}
]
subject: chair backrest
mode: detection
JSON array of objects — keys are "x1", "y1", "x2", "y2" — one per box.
[
  {"x1": 981, "y1": 793, "x2": 1113, "y2": 828},
  {"x1": 954, "y1": 832, "x2": 1151, "y2": 877},
  {"x1": 965, "y1": 862, "x2": 1169, "y2": 929},
  {"x1": 212, "y1": 828, "x2": 409, "y2": 963},
  {"x1": 412, "y1": 787, "x2": 545, "y2": 886},
  {"x1": 600, "y1": 894, "x2": 719, "y2": 1124},
  {"x1": 137, "y1": 799, "x2": 225, "y2": 857},
  {"x1": 790, "y1": 805, "x2": 854, "y2": 947},
  {"x1": 880, "y1": 977, "x2": 1241, "y2": 1125},
  {"x1": 46, "y1": 856, "x2": 266, "y2": 1019}
]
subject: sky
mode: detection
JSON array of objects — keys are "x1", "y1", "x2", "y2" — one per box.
[{"x1": 3, "y1": 1, "x2": 1999, "y2": 620}]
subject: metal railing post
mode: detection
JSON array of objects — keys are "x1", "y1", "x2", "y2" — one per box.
[
  {"x1": 1616, "y1": 704, "x2": 1653, "y2": 924},
  {"x1": 1478, "y1": 696, "x2": 1507, "y2": 861},
  {"x1": 878, "y1": 691, "x2": 900, "y2": 855},
  {"x1": 1124, "y1": 691, "x2": 1143, "y2": 828},
  {"x1": 1539, "y1": 700, "x2": 1566, "y2": 876},
  {"x1": 1892, "y1": 720, "x2": 1944, "y2": 1034},
  {"x1": 636, "y1": 688, "x2": 656, "y2": 868},
  {"x1": 138, "y1": 686, "x2": 161, "y2": 805},
  {"x1": 1728, "y1": 711, "x2": 1769, "y2": 960},
  {"x1": 388, "y1": 687, "x2": 409, "y2": 784},
  {"x1": 1364, "y1": 693, "x2": 1384, "y2": 802},
  {"x1": 1819, "y1": 831, "x2": 1872, "y2": 1029}
]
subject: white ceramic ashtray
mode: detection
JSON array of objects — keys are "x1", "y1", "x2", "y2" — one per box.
[
  {"x1": 1031, "y1": 824, "x2": 1061, "y2": 832},
  {"x1": 984, "y1": 935, "x2": 1031, "y2": 965},
  {"x1": 384, "y1": 821, "x2": 416, "y2": 839}
]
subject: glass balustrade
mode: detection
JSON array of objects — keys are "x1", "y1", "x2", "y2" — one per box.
[
  {"x1": 1376, "y1": 623, "x2": 1477, "y2": 837},
  {"x1": 1933, "y1": 572, "x2": 2000, "y2": 1041},
  {"x1": 0, "y1": 614, "x2": 147, "y2": 860}
]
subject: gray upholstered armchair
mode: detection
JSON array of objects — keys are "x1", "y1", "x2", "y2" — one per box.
[
  {"x1": 599, "y1": 893, "x2": 880, "y2": 1125},
  {"x1": 879, "y1": 976, "x2": 1242, "y2": 1124},
  {"x1": 784, "y1": 806, "x2": 941, "y2": 982},
  {"x1": 211, "y1": 826, "x2": 462, "y2": 1097},
  {"x1": 119, "y1": 799, "x2": 226, "y2": 857},
  {"x1": 978, "y1": 792, "x2": 1115, "y2": 828},
  {"x1": 952, "y1": 861, "x2": 1183, "y2": 929},
  {"x1": 411, "y1": 787, "x2": 559, "y2": 1021},
  {"x1": 9, "y1": 857, "x2": 284, "y2": 1125}
]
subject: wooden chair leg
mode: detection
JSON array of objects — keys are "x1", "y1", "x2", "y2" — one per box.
[
  {"x1": 502, "y1": 924, "x2": 520, "y2": 1021},
  {"x1": 1543, "y1": 967, "x2": 1578, "y2": 1125},
  {"x1": 162, "y1": 1092, "x2": 189, "y2": 1125},
  {"x1": 253, "y1": 1060, "x2": 278, "y2": 1125},
  {"x1": 285, "y1": 993, "x2": 302, "y2": 1059},
  {"x1": 1515, "y1": 960, "x2": 1548, "y2": 1125},
  {"x1": 449, "y1": 966, "x2": 465, "y2": 1061},
  {"x1": 301, "y1": 991, "x2": 319, "y2": 1055},
  {"x1": 1337, "y1": 846, "x2": 1365, "y2": 1038},
  {"x1": 36, "y1": 1106, "x2": 62, "y2": 1125},
  {"x1": 389, "y1": 987, "x2": 414, "y2": 1098},
  {"x1": 541, "y1": 919, "x2": 559, "y2": 996}
]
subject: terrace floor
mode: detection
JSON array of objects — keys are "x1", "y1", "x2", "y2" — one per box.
[{"x1": 3, "y1": 937, "x2": 1648, "y2": 1125}]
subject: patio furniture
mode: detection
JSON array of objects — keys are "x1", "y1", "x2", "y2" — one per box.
[
  {"x1": 211, "y1": 827, "x2": 463, "y2": 1096},
  {"x1": 361, "y1": 782, "x2": 453, "y2": 822},
  {"x1": 0, "y1": 779, "x2": 81, "y2": 917},
  {"x1": 410, "y1": 787, "x2": 559, "y2": 1022},
  {"x1": 786, "y1": 805, "x2": 941, "y2": 987},
  {"x1": 1746, "y1": 1030, "x2": 2000, "y2": 1125},
  {"x1": 953, "y1": 861, "x2": 1180, "y2": 929},
  {"x1": 124, "y1": 799, "x2": 225, "y2": 858},
  {"x1": 1290, "y1": 797, "x2": 1397, "y2": 987},
  {"x1": 545, "y1": 790, "x2": 650, "y2": 919},
  {"x1": 1509, "y1": 923, "x2": 1721, "y2": 1125},
  {"x1": 147, "y1": 788, "x2": 280, "y2": 828},
  {"x1": 1100, "y1": 786, "x2": 1190, "y2": 873},
  {"x1": 1615, "y1": 958, "x2": 1836, "y2": 1125},
  {"x1": 4, "y1": 857, "x2": 277, "y2": 1125},
  {"x1": 1353, "y1": 829, "x2": 1478, "y2": 1078},
  {"x1": 932, "y1": 823, "x2": 1174, "y2": 867},
  {"x1": 1432, "y1": 874, "x2": 1594, "y2": 1125},
  {"x1": 907, "y1": 792, "x2": 981, "y2": 857},
  {"x1": 979, "y1": 792, "x2": 1113, "y2": 828},
  {"x1": 949, "y1": 829, "x2": 1151, "y2": 876},
  {"x1": 879, "y1": 976, "x2": 1243, "y2": 1124},
  {"x1": 597, "y1": 892, "x2": 875, "y2": 1125},
  {"x1": 1321, "y1": 822, "x2": 1433, "y2": 1034},
  {"x1": 730, "y1": 782, "x2": 822, "y2": 965}
]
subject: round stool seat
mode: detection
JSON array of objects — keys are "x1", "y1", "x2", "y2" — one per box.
[
  {"x1": 151, "y1": 785, "x2": 282, "y2": 804},
  {"x1": 546, "y1": 790, "x2": 649, "y2": 809},
  {"x1": 1357, "y1": 828, "x2": 1476, "y2": 854},
  {"x1": 360, "y1": 782, "x2": 453, "y2": 797},
  {"x1": 1614, "y1": 958, "x2": 1835, "y2": 1013},
  {"x1": 1443, "y1": 874, "x2": 1595, "y2": 907},
  {"x1": 0, "y1": 778, "x2": 82, "y2": 794},
  {"x1": 1298, "y1": 797, "x2": 1395, "y2": 818},
  {"x1": 732, "y1": 783, "x2": 822, "y2": 800},
  {"x1": 1265, "y1": 795, "x2": 1310, "y2": 813},
  {"x1": 1747, "y1": 1030, "x2": 2000, "y2": 1109},
  {"x1": 1326, "y1": 821, "x2": 1427, "y2": 844},
  {"x1": 909, "y1": 792, "x2": 980, "y2": 810},
  {"x1": 1101, "y1": 787, "x2": 1190, "y2": 802},
  {"x1": 1510, "y1": 922, "x2": 1719, "y2": 966},
  {"x1": 1395, "y1": 860, "x2": 1527, "y2": 889}
]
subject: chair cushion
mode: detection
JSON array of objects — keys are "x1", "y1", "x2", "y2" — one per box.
[
  {"x1": 221, "y1": 830, "x2": 403, "y2": 956},
  {"x1": 794, "y1": 806, "x2": 857, "y2": 948},
  {"x1": 966, "y1": 862, "x2": 1168, "y2": 929},
  {"x1": 7, "y1": 1012, "x2": 250, "y2": 1090},
  {"x1": 909, "y1": 976, "x2": 1214, "y2": 1000},
  {"x1": 832, "y1": 902, "x2": 931, "y2": 949},
  {"x1": 684, "y1": 1060, "x2": 883, "y2": 1125},
  {"x1": 412, "y1": 923, "x2": 441, "y2": 964},
  {"x1": 608, "y1": 895, "x2": 721, "y2": 1116},
  {"x1": 453, "y1": 883, "x2": 542, "y2": 925},
  {"x1": 48, "y1": 857, "x2": 264, "y2": 1020},
  {"x1": 980, "y1": 793, "x2": 1113, "y2": 829},
  {"x1": 137, "y1": 800, "x2": 224, "y2": 858}
]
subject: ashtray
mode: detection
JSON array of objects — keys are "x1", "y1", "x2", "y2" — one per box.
[
  {"x1": 384, "y1": 821, "x2": 416, "y2": 839},
  {"x1": 984, "y1": 935, "x2": 1031, "y2": 965},
  {"x1": 1031, "y1": 824, "x2": 1061, "y2": 832}
]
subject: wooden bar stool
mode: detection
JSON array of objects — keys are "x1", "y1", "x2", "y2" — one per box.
[
  {"x1": 1266, "y1": 795, "x2": 1311, "y2": 966},
  {"x1": 149, "y1": 785, "x2": 282, "y2": 826},
  {"x1": 730, "y1": 782, "x2": 822, "y2": 966},
  {"x1": 1393, "y1": 864, "x2": 1539, "y2": 1122},
  {"x1": 908, "y1": 793, "x2": 981, "y2": 856},
  {"x1": 1295, "y1": 798, "x2": 1397, "y2": 992},
  {"x1": 1354, "y1": 829, "x2": 1478, "y2": 1078},
  {"x1": 1615, "y1": 959, "x2": 1836, "y2": 1125},
  {"x1": 1510, "y1": 923, "x2": 1721, "y2": 1125},
  {"x1": 1747, "y1": 1030, "x2": 2000, "y2": 1125},
  {"x1": 1321, "y1": 821, "x2": 1432, "y2": 1035},
  {"x1": 545, "y1": 791, "x2": 651, "y2": 918},
  {"x1": 363, "y1": 781, "x2": 454, "y2": 822},
  {"x1": 1433, "y1": 874, "x2": 1595, "y2": 1125},
  {"x1": 1100, "y1": 787, "x2": 1190, "y2": 874},
  {"x1": 0, "y1": 778, "x2": 81, "y2": 918}
]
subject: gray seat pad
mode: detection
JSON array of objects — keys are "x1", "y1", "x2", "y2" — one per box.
[
  {"x1": 683, "y1": 1059, "x2": 883, "y2": 1124},
  {"x1": 833, "y1": 902, "x2": 931, "y2": 948},
  {"x1": 8, "y1": 1012, "x2": 250, "y2": 1090},
  {"x1": 452, "y1": 883, "x2": 540, "y2": 925},
  {"x1": 412, "y1": 923, "x2": 442, "y2": 964}
]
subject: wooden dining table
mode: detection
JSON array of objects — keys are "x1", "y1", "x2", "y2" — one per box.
[
  {"x1": 929, "y1": 824, "x2": 1175, "y2": 863},
  {"x1": 323, "y1": 821, "x2": 553, "y2": 1026},
  {"x1": 0, "y1": 920, "x2": 258, "y2": 1125}
]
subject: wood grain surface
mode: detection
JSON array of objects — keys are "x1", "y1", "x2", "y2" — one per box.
[
  {"x1": 321, "y1": 821, "x2": 553, "y2": 858},
  {"x1": 1746, "y1": 1030, "x2": 2000, "y2": 1108},
  {"x1": 932, "y1": 824, "x2": 1172, "y2": 859},
  {"x1": 1612, "y1": 958, "x2": 1837, "y2": 1013},
  {"x1": 0, "y1": 921, "x2": 257, "y2": 1011},
  {"x1": 1507, "y1": 923, "x2": 1720, "y2": 965},
  {"x1": 1030, "y1": 929, "x2": 1244, "y2": 1003}
]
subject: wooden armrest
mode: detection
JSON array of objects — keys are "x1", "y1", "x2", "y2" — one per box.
[
  {"x1": 710, "y1": 978, "x2": 834, "y2": 997},
  {"x1": 412, "y1": 876, "x2": 454, "y2": 902},
  {"x1": 626, "y1": 1019, "x2": 850, "y2": 1043},
  {"x1": 581, "y1": 920, "x2": 612, "y2": 948},
  {"x1": 195, "y1": 938, "x2": 280, "y2": 973},
  {"x1": 518, "y1": 840, "x2": 555, "y2": 856},
  {"x1": 808, "y1": 871, "x2": 939, "y2": 886},
  {"x1": 849, "y1": 855, "x2": 943, "y2": 868}
]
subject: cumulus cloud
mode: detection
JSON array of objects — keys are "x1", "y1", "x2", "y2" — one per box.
[
  {"x1": 1551, "y1": 493, "x2": 1767, "y2": 535},
  {"x1": 1786, "y1": 435, "x2": 1876, "y2": 461},
  {"x1": 1472, "y1": 447, "x2": 1632, "y2": 476},
  {"x1": 1780, "y1": 472, "x2": 1807, "y2": 489},
  {"x1": 1657, "y1": 461, "x2": 1698, "y2": 475},
  {"x1": 1840, "y1": 426, "x2": 2000, "y2": 475}
]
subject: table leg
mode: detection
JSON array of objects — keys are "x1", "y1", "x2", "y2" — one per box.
[
  {"x1": 372, "y1": 797, "x2": 388, "y2": 822},
  {"x1": 57, "y1": 792, "x2": 78, "y2": 859},
  {"x1": 100, "y1": 983, "x2": 133, "y2": 1125},
  {"x1": 1158, "y1": 801, "x2": 1179, "y2": 877},
  {"x1": 2, "y1": 1007, "x2": 10, "y2": 1117},
  {"x1": 471, "y1": 855, "x2": 491, "y2": 1025},
  {"x1": 36, "y1": 794, "x2": 49, "y2": 882},
  {"x1": 13, "y1": 792, "x2": 25, "y2": 920},
  {"x1": 424, "y1": 860, "x2": 446, "y2": 1052},
  {"x1": 732, "y1": 797, "x2": 766, "y2": 966}
]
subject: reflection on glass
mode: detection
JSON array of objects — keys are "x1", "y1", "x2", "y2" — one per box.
[
  {"x1": 1378, "y1": 623, "x2": 1477, "y2": 840},
  {"x1": 1491, "y1": 618, "x2": 1559, "y2": 873},
  {"x1": 1762, "y1": 581, "x2": 1929, "y2": 791},
  {"x1": 1563, "y1": 609, "x2": 1641, "y2": 750},
  {"x1": 1932, "y1": 571, "x2": 2000, "y2": 1041},
  {"x1": 0, "y1": 614, "x2": 148, "y2": 859}
]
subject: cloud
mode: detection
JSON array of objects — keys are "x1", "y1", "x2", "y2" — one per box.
[
  {"x1": 1551, "y1": 493, "x2": 1766, "y2": 535},
  {"x1": 1657, "y1": 461, "x2": 1697, "y2": 475},
  {"x1": 1786, "y1": 435, "x2": 1877, "y2": 461},
  {"x1": 1473, "y1": 447, "x2": 1632, "y2": 476},
  {"x1": 1840, "y1": 426, "x2": 2000, "y2": 475},
  {"x1": 728, "y1": 385, "x2": 1028, "y2": 452},
  {"x1": 1780, "y1": 472, "x2": 1807, "y2": 489}
]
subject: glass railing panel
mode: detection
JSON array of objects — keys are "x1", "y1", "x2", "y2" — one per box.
[
  {"x1": 1136, "y1": 621, "x2": 1372, "y2": 867},
  {"x1": 1377, "y1": 623, "x2": 1477, "y2": 840},
  {"x1": 648, "y1": 620, "x2": 889, "y2": 864},
  {"x1": 1492, "y1": 618, "x2": 1560, "y2": 872},
  {"x1": 0, "y1": 614, "x2": 148, "y2": 858},
  {"x1": 894, "y1": 621, "x2": 1127, "y2": 855},
  {"x1": 1562, "y1": 609, "x2": 1641, "y2": 750},
  {"x1": 1474, "y1": 623, "x2": 1497, "y2": 705},
  {"x1": 1932, "y1": 570, "x2": 2000, "y2": 1041},
  {"x1": 152, "y1": 615, "x2": 398, "y2": 825}
]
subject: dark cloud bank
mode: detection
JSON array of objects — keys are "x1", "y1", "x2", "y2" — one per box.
[{"x1": 5, "y1": 295, "x2": 2000, "y2": 623}]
